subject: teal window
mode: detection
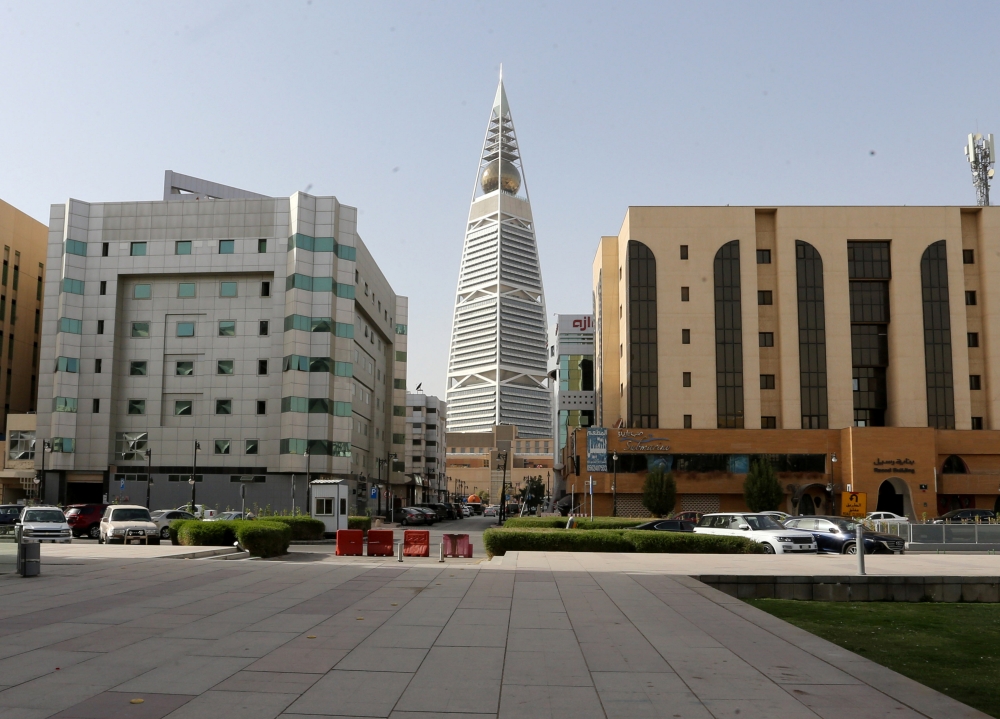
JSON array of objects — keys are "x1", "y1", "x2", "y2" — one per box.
[
  {"x1": 217, "y1": 360, "x2": 234, "y2": 375},
  {"x1": 52, "y1": 437, "x2": 74, "y2": 453},
  {"x1": 130, "y1": 242, "x2": 147, "y2": 256},
  {"x1": 282, "y1": 354, "x2": 309, "y2": 372},
  {"x1": 396, "y1": 324, "x2": 407, "y2": 335},
  {"x1": 280, "y1": 438, "x2": 308, "y2": 455},
  {"x1": 336, "y1": 283, "x2": 355, "y2": 299},
  {"x1": 56, "y1": 357, "x2": 79, "y2": 373},
  {"x1": 127, "y1": 399, "x2": 145, "y2": 415},
  {"x1": 174, "y1": 400, "x2": 192, "y2": 416},
  {"x1": 333, "y1": 322, "x2": 352, "y2": 337},
  {"x1": 258, "y1": 239, "x2": 267, "y2": 253},
  {"x1": 61, "y1": 278, "x2": 84, "y2": 294},
  {"x1": 218, "y1": 321, "x2": 236, "y2": 337},
  {"x1": 281, "y1": 396, "x2": 308, "y2": 413},
  {"x1": 133, "y1": 284, "x2": 151, "y2": 299},
  {"x1": 308, "y1": 398, "x2": 331, "y2": 414},
  {"x1": 334, "y1": 361, "x2": 353, "y2": 377},
  {"x1": 283, "y1": 315, "x2": 334, "y2": 333},
  {"x1": 132, "y1": 322, "x2": 150, "y2": 338},
  {"x1": 175, "y1": 241, "x2": 191, "y2": 255},
  {"x1": 177, "y1": 322, "x2": 194, "y2": 337},
  {"x1": 392, "y1": 433, "x2": 406, "y2": 445},
  {"x1": 216, "y1": 399, "x2": 232, "y2": 415},
  {"x1": 215, "y1": 439, "x2": 231, "y2": 454},
  {"x1": 129, "y1": 361, "x2": 147, "y2": 376},
  {"x1": 308, "y1": 357, "x2": 332, "y2": 372},
  {"x1": 65, "y1": 239, "x2": 87, "y2": 256},
  {"x1": 178, "y1": 283, "x2": 195, "y2": 298},
  {"x1": 393, "y1": 378, "x2": 406, "y2": 390},
  {"x1": 176, "y1": 361, "x2": 193, "y2": 376},
  {"x1": 59, "y1": 317, "x2": 82, "y2": 334},
  {"x1": 220, "y1": 282, "x2": 237, "y2": 297},
  {"x1": 333, "y1": 401, "x2": 352, "y2": 417},
  {"x1": 336, "y1": 245, "x2": 356, "y2": 261},
  {"x1": 219, "y1": 240, "x2": 234, "y2": 254},
  {"x1": 393, "y1": 405, "x2": 406, "y2": 417},
  {"x1": 395, "y1": 351, "x2": 407, "y2": 362},
  {"x1": 54, "y1": 396, "x2": 78, "y2": 413}
]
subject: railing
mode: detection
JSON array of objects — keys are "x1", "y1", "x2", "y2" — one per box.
[{"x1": 868, "y1": 520, "x2": 1000, "y2": 545}]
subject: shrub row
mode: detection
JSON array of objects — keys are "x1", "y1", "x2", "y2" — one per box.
[
  {"x1": 502, "y1": 516, "x2": 649, "y2": 530},
  {"x1": 348, "y1": 516, "x2": 372, "y2": 533},
  {"x1": 482, "y1": 528, "x2": 764, "y2": 558},
  {"x1": 257, "y1": 516, "x2": 325, "y2": 540},
  {"x1": 169, "y1": 519, "x2": 291, "y2": 558}
]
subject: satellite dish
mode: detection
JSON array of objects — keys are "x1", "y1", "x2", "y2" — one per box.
[
  {"x1": 989, "y1": 169, "x2": 995, "y2": 178},
  {"x1": 976, "y1": 133, "x2": 983, "y2": 141}
]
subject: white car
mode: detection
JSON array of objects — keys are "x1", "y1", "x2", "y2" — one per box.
[
  {"x1": 866, "y1": 511, "x2": 909, "y2": 524},
  {"x1": 461, "y1": 505, "x2": 472, "y2": 517},
  {"x1": 694, "y1": 512, "x2": 817, "y2": 554},
  {"x1": 18, "y1": 506, "x2": 72, "y2": 543},
  {"x1": 175, "y1": 504, "x2": 216, "y2": 519},
  {"x1": 151, "y1": 509, "x2": 198, "y2": 538},
  {"x1": 483, "y1": 506, "x2": 498, "y2": 517},
  {"x1": 99, "y1": 505, "x2": 160, "y2": 545}
]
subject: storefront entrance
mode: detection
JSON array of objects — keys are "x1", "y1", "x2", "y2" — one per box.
[{"x1": 876, "y1": 478, "x2": 906, "y2": 516}]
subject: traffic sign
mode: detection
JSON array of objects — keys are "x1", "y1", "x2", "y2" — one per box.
[
  {"x1": 842, "y1": 492, "x2": 867, "y2": 517},
  {"x1": 370, "y1": 486, "x2": 378, "y2": 499}
]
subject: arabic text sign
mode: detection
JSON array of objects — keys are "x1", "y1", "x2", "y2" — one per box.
[
  {"x1": 842, "y1": 492, "x2": 867, "y2": 517},
  {"x1": 586, "y1": 428, "x2": 607, "y2": 472}
]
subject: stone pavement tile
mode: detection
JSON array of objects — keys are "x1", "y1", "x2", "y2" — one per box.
[
  {"x1": 335, "y1": 645, "x2": 429, "y2": 673},
  {"x1": 384, "y1": 597, "x2": 461, "y2": 627},
  {"x1": 512, "y1": 582, "x2": 560, "y2": 600},
  {"x1": 661, "y1": 649, "x2": 785, "y2": 700},
  {"x1": 244, "y1": 640, "x2": 350, "y2": 674},
  {"x1": 0, "y1": 677, "x2": 108, "y2": 713},
  {"x1": 72, "y1": 605, "x2": 166, "y2": 625},
  {"x1": 390, "y1": 713, "x2": 495, "y2": 719},
  {"x1": 214, "y1": 671, "x2": 321, "y2": 695},
  {"x1": 285, "y1": 669, "x2": 411, "y2": 717},
  {"x1": 507, "y1": 610, "x2": 570, "y2": 629},
  {"x1": 579, "y1": 642, "x2": 672, "y2": 674},
  {"x1": 50, "y1": 638, "x2": 211, "y2": 688},
  {"x1": 592, "y1": 671, "x2": 712, "y2": 719},
  {"x1": 508, "y1": 599, "x2": 565, "y2": 613},
  {"x1": 0, "y1": 623, "x2": 104, "y2": 659},
  {"x1": 396, "y1": 646, "x2": 504, "y2": 714},
  {"x1": 781, "y1": 684, "x2": 927, "y2": 719},
  {"x1": 362, "y1": 624, "x2": 441, "y2": 649},
  {"x1": 701, "y1": 696, "x2": 823, "y2": 719},
  {"x1": 190, "y1": 631, "x2": 299, "y2": 658},
  {"x1": 52, "y1": 626, "x2": 163, "y2": 653},
  {"x1": 506, "y1": 627, "x2": 578, "y2": 652},
  {"x1": 459, "y1": 595, "x2": 511, "y2": 610},
  {"x1": 502, "y1": 650, "x2": 592, "y2": 688},
  {"x1": 241, "y1": 614, "x2": 331, "y2": 634},
  {"x1": 162, "y1": 620, "x2": 253, "y2": 640},
  {"x1": 0, "y1": 708, "x2": 52, "y2": 719},
  {"x1": 0, "y1": 649, "x2": 100, "y2": 685},
  {"x1": 115, "y1": 655, "x2": 255, "y2": 695},
  {"x1": 318, "y1": 609, "x2": 397, "y2": 629},
  {"x1": 435, "y1": 623, "x2": 507, "y2": 647},
  {"x1": 445, "y1": 608, "x2": 509, "y2": 627},
  {"x1": 49, "y1": 691, "x2": 195, "y2": 718},
  {"x1": 119, "y1": 613, "x2": 205, "y2": 630},
  {"x1": 304, "y1": 621, "x2": 379, "y2": 645},
  {"x1": 161, "y1": 690, "x2": 298, "y2": 719},
  {"x1": 498, "y1": 684, "x2": 604, "y2": 719}
]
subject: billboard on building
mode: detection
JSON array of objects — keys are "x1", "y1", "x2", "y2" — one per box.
[
  {"x1": 586, "y1": 427, "x2": 607, "y2": 472},
  {"x1": 557, "y1": 315, "x2": 594, "y2": 336}
]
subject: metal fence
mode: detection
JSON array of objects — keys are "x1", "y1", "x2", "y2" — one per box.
[{"x1": 869, "y1": 521, "x2": 1000, "y2": 545}]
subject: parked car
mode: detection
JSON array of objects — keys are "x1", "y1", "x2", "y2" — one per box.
[
  {"x1": 694, "y1": 513, "x2": 817, "y2": 554},
  {"x1": 0, "y1": 504, "x2": 22, "y2": 527},
  {"x1": 206, "y1": 511, "x2": 244, "y2": 522},
  {"x1": 174, "y1": 504, "x2": 217, "y2": 519},
  {"x1": 18, "y1": 506, "x2": 73, "y2": 543},
  {"x1": 671, "y1": 511, "x2": 704, "y2": 523},
  {"x1": 629, "y1": 519, "x2": 695, "y2": 533},
  {"x1": 866, "y1": 511, "x2": 909, "y2": 524},
  {"x1": 397, "y1": 507, "x2": 427, "y2": 526},
  {"x1": 783, "y1": 515, "x2": 906, "y2": 554},
  {"x1": 461, "y1": 505, "x2": 472, "y2": 517},
  {"x1": 452, "y1": 503, "x2": 466, "y2": 518},
  {"x1": 99, "y1": 505, "x2": 160, "y2": 545},
  {"x1": 484, "y1": 505, "x2": 498, "y2": 517},
  {"x1": 412, "y1": 507, "x2": 438, "y2": 524},
  {"x1": 151, "y1": 509, "x2": 198, "y2": 538},
  {"x1": 932, "y1": 509, "x2": 996, "y2": 524},
  {"x1": 64, "y1": 504, "x2": 109, "y2": 538},
  {"x1": 761, "y1": 511, "x2": 791, "y2": 524}
]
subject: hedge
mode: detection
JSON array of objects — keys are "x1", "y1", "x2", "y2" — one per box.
[
  {"x1": 237, "y1": 522, "x2": 291, "y2": 558},
  {"x1": 482, "y1": 528, "x2": 764, "y2": 558},
  {"x1": 169, "y1": 518, "x2": 291, "y2": 557},
  {"x1": 503, "y1": 517, "x2": 649, "y2": 530},
  {"x1": 257, "y1": 516, "x2": 325, "y2": 540},
  {"x1": 348, "y1": 516, "x2": 372, "y2": 533}
]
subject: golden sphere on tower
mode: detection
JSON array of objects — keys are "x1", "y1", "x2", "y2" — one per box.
[{"x1": 480, "y1": 159, "x2": 521, "y2": 194}]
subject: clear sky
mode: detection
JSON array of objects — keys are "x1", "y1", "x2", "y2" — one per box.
[{"x1": 2, "y1": 1, "x2": 997, "y2": 397}]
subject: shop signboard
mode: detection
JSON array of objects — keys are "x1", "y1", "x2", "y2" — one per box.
[
  {"x1": 586, "y1": 428, "x2": 607, "y2": 472},
  {"x1": 842, "y1": 492, "x2": 867, "y2": 517}
]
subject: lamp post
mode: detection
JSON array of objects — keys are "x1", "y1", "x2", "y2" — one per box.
[
  {"x1": 37, "y1": 439, "x2": 51, "y2": 504},
  {"x1": 830, "y1": 452, "x2": 838, "y2": 514},
  {"x1": 304, "y1": 447, "x2": 311, "y2": 517},
  {"x1": 188, "y1": 441, "x2": 200, "y2": 514},
  {"x1": 291, "y1": 473, "x2": 296, "y2": 516},
  {"x1": 496, "y1": 450, "x2": 508, "y2": 525},
  {"x1": 144, "y1": 447, "x2": 153, "y2": 509},
  {"x1": 612, "y1": 451, "x2": 618, "y2": 517},
  {"x1": 386, "y1": 452, "x2": 397, "y2": 522}
]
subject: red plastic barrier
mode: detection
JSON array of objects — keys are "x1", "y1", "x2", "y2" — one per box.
[
  {"x1": 335, "y1": 529, "x2": 364, "y2": 556},
  {"x1": 403, "y1": 529, "x2": 430, "y2": 557},
  {"x1": 367, "y1": 529, "x2": 394, "y2": 556},
  {"x1": 443, "y1": 533, "x2": 473, "y2": 558}
]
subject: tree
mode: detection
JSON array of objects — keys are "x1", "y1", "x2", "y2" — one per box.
[
  {"x1": 641, "y1": 469, "x2": 676, "y2": 517},
  {"x1": 743, "y1": 457, "x2": 784, "y2": 511},
  {"x1": 518, "y1": 477, "x2": 546, "y2": 511},
  {"x1": 478, "y1": 489, "x2": 490, "y2": 505}
]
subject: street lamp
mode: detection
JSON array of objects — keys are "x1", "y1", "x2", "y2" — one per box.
[
  {"x1": 304, "y1": 447, "x2": 311, "y2": 516},
  {"x1": 386, "y1": 452, "x2": 397, "y2": 522},
  {"x1": 496, "y1": 450, "x2": 509, "y2": 525},
  {"x1": 189, "y1": 441, "x2": 200, "y2": 514},
  {"x1": 144, "y1": 447, "x2": 153, "y2": 509},
  {"x1": 37, "y1": 439, "x2": 51, "y2": 504},
  {"x1": 612, "y1": 451, "x2": 618, "y2": 517}
]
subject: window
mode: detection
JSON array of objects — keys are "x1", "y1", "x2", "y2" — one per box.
[
  {"x1": 218, "y1": 321, "x2": 236, "y2": 337},
  {"x1": 757, "y1": 290, "x2": 772, "y2": 305},
  {"x1": 281, "y1": 396, "x2": 307, "y2": 412},
  {"x1": 756, "y1": 249, "x2": 771, "y2": 264},
  {"x1": 681, "y1": 286, "x2": 689, "y2": 302},
  {"x1": 283, "y1": 314, "x2": 336, "y2": 333},
  {"x1": 9, "y1": 299, "x2": 14, "y2": 325},
  {"x1": 176, "y1": 361, "x2": 193, "y2": 376},
  {"x1": 174, "y1": 401, "x2": 192, "y2": 416},
  {"x1": 245, "y1": 439, "x2": 259, "y2": 455},
  {"x1": 683, "y1": 414, "x2": 692, "y2": 428},
  {"x1": 258, "y1": 238, "x2": 267, "y2": 253},
  {"x1": 60, "y1": 317, "x2": 83, "y2": 334},
  {"x1": 796, "y1": 241, "x2": 828, "y2": 429},
  {"x1": 680, "y1": 245, "x2": 689, "y2": 260},
  {"x1": 175, "y1": 241, "x2": 192, "y2": 255},
  {"x1": 969, "y1": 332, "x2": 979, "y2": 347},
  {"x1": 256, "y1": 400, "x2": 266, "y2": 415},
  {"x1": 972, "y1": 416, "x2": 984, "y2": 430},
  {"x1": 178, "y1": 283, "x2": 195, "y2": 298},
  {"x1": 102, "y1": 242, "x2": 109, "y2": 257},
  {"x1": 963, "y1": 249, "x2": 975, "y2": 264},
  {"x1": 760, "y1": 374, "x2": 775, "y2": 389},
  {"x1": 395, "y1": 351, "x2": 407, "y2": 362},
  {"x1": 134, "y1": 284, "x2": 151, "y2": 299},
  {"x1": 396, "y1": 324, "x2": 407, "y2": 335},
  {"x1": 128, "y1": 399, "x2": 145, "y2": 415},
  {"x1": 256, "y1": 359, "x2": 268, "y2": 376},
  {"x1": 219, "y1": 240, "x2": 234, "y2": 254},
  {"x1": 65, "y1": 239, "x2": 87, "y2": 256},
  {"x1": 393, "y1": 378, "x2": 406, "y2": 390},
  {"x1": 971, "y1": 375, "x2": 982, "y2": 390},
  {"x1": 758, "y1": 332, "x2": 774, "y2": 347},
  {"x1": 261, "y1": 281, "x2": 270, "y2": 297},
  {"x1": 61, "y1": 278, "x2": 84, "y2": 294},
  {"x1": 95, "y1": 358, "x2": 102, "y2": 373},
  {"x1": 220, "y1": 282, "x2": 238, "y2": 297},
  {"x1": 715, "y1": 240, "x2": 744, "y2": 428},
  {"x1": 215, "y1": 439, "x2": 231, "y2": 455},
  {"x1": 168, "y1": 474, "x2": 200, "y2": 482},
  {"x1": 259, "y1": 320, "x2": 269, "y2": 336},
  {"x1": 628, "y1": 241, "x2": 659, "y2": 428},
  {"x1": 761, "y1": 416, "x2": 777, "y2": 428},
  {"x1": 97, "y1": 319, "x2": 104, "y2": 334},
  {"x1": 99, "y1": 280, "x2": 107, "y2": 295},
  {"x1": 115, "y1": 432, "x2": 147, "y2": 460},
  {"x1": 130, "y1": 242, "x2": 147, "y2": 257},
  {"x1": 52, "y1": 437, "x2": 74, "y2": 453},
  {"x1": 922, "y1": 240, "x2": 955, "y2": 429},
  {"x1": 130, "y1": 361, "x2": 147, "y2": 376},
  {"x1": 132, "y1": 322, "x2": 150, "y2": 338},
  {"x1": 56, "y1": 357, "x2": 79, "y2": 373},
  {"x1": 966, "y1": 291, "x2": 977, "y2": 306},
  {"x1": 308, "y1": 398, "x2": 331, "y2": 414},
  {"x1": 216, "y1": 399, "x2": 232, "y2": 415},
  {"x1": 8, "y1": 430, "x2": 35, "y2": 460},
  {"x1": 315, "y1": 498, "x2": 333, "y2": 515},
  {"x1": 54, "y1": 396, "x2": 78, "y2": 413},
  {"x1": 682, "y1": 372, "x2": 691, "y2": 387},
  {"x1": 217, "y1": 360, "x2": 234, "y2": 375}
]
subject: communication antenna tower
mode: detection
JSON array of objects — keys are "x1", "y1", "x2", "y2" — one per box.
[{"x1": 964, "y1": 132, "x2": 995, "y2": 206}]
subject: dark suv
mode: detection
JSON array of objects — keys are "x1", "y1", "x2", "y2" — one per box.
[
  {"x1": 419, "y1": 503, "x2": 451, "y2": 520},
  {"x1": 932, "y1": 508, "x2": 996, "y2": 524},
  {"x1": 65, "y1": 503, "x2": 109, "y2": 538}
]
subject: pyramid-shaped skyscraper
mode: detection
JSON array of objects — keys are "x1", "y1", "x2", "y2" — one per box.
[{"x1": 446, "y1": 76, "x2": 550, "y2": 437}]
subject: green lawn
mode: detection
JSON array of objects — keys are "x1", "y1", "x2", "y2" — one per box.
[{"x1": 747, "y1": 600, "x2": 1000, "y2": 717}]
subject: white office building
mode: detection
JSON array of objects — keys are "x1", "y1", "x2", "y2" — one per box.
[
  {"x1": 35, "y1": 172, "x2": 407, "y2": 512},
  {"x1": 403, "y1": 392, "x2": 446, "y2": 504},
  {"x1": 446, "y1": 77, "x2": 550, "y2": 437}
]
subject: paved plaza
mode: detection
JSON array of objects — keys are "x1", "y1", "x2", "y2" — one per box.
[{"x1": 0, "y1": 544, "x2": 990, "y2": 719}]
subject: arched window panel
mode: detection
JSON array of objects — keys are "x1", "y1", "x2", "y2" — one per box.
[
  {"x1": 921, "y1": 240, "x2": 955, "y2": 429},
  {"x1": 796, "y1": 241, "x2": 828, "y2": 428},
  {"x1": 627, "y1": 241, "x2": 658, "y2": 428},
  {"x1": 714, "y1": 240, "x2": 744, "y2": 428}
]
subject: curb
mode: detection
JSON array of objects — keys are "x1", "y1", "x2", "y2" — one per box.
[{"x1": 168, "y1": 547, "x2": 243, "y2": 559}]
